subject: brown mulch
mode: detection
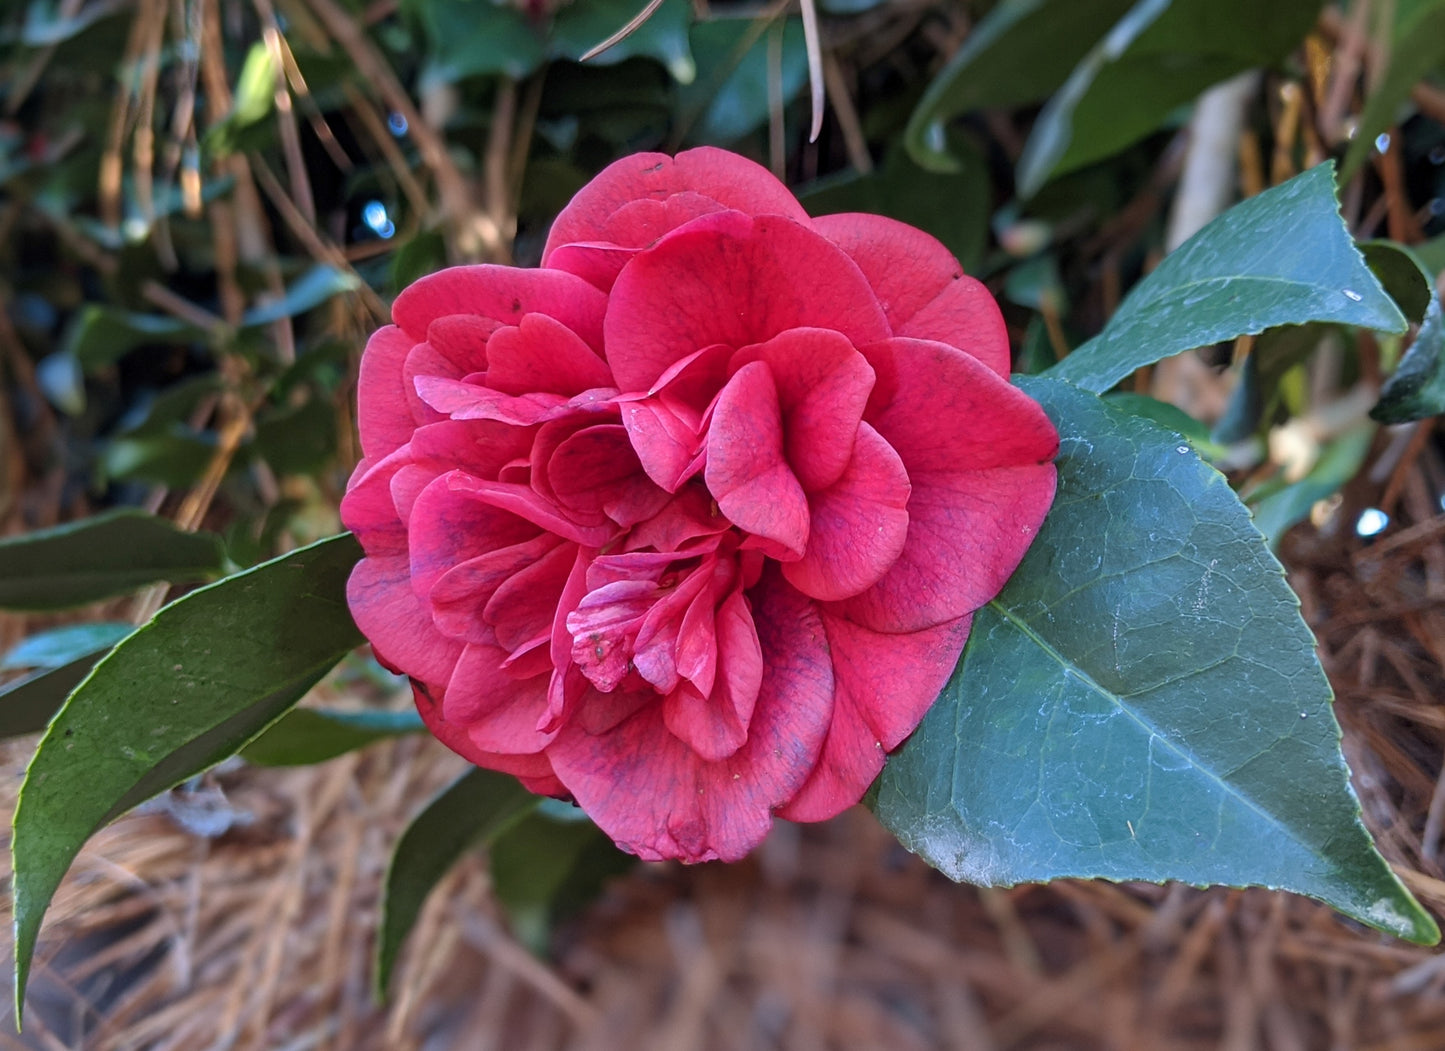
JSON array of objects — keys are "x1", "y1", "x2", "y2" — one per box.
[{"x1": 0, "y1": 434, "x2": 1443, "y2": 1051}]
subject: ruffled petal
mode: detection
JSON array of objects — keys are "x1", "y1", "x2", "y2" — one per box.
[
  {"x1": 813, "y1": 213, "x2": 1010, "y2": 377},
  {"x1": 604, "y1": 211, "x2": 890, "y2": 392},
  {"x1": 411, "y1": 680, "x2": 567, "y2": 796},
  {"x1": 548, "y1": 569, "x2": 831, "y2": 862},
  {"x1": 347, "y1": 554, "x2": 463, "y2": 687},
  {"x1": 731, "y1": 327, "x2": 876, "y2": 492},
  {"x1": 704, "y1": 361, "x2": 809, "y2": 560},
  {"x1": 356, "y1": 325, "x2": 421, "y2": 459},
  {"x1": 484, "y1": 312, "x2": 615, "y2": 396},
  {"x1": 444, "y1": 643, "x2": 556, "y2": 754},
  {"x1": 777, "y1": 612, "x2": 972, "y2": 822},
  {"x1": 391, "y1": 265, "x2": 607, "y2": 353},
  {"x1": 782, "y1": 423, "x2": 910, "y2": 602},
  {"x1": 542, "y1": 147, "x2": 809, "y2": 288}
]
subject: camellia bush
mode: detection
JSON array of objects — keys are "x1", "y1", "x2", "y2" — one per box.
[{"x1": 3, "y1": 0, "x2": 1444, "y2": 1024}]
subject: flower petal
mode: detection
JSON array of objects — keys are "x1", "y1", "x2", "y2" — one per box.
[
  {"x1": 732, "y1": 327, "x2": 876, "y2": 492},
  {"x1": 392, "y1": 265, "x2": 607, "y2": 353},
  {"x1": 813, "y1": 213, "x2": 1010, "y2": 377},
  {"x1": 782, "y1": 422, "x2": 910, "y2": 602},
  {"x1": 604, "y1": 211, "x2": 890, "y2": 392},
  {"x1": 412, "y1": 679, "x2": 566, "y2": 796},
  {"x1": 548, "y1": 569, "x2": 831, "y2": 862},
  {"x1": 444, "y1": 643, "x2": 556, "y2": 754},
  {"x1": 348, "y1": 554, "x2": 463, "y2": 687},
  {"x1": 778, "y1": 612, "x2": 973, "y2": 822},
  {"x1": 356, "y1": 325, "x2": 422, "y2": 459},
  {"x1": 542, "y1": 147, "x2": 809, "y2": 289},
  {"x1": 484, "y1": 312, "x2": 615, "y2": 396},
  {"x1": 705, "y1": 361, "x2": 809, "y2": 560}
]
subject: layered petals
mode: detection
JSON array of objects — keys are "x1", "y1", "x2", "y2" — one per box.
[{"x1": 344, "y1": 146, "x2": 1057, "y2": 866}]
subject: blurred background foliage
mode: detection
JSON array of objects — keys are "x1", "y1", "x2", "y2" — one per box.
[{"x1": 1, "y1": 0, "x2": 1442, "y2": 561}]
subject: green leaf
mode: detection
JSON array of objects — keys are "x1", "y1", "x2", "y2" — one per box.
[
  {"x1": 551, "y1": 0, "x2": 696, "y2": 83},
  {"x1": 0, "y1": 624, "x2": 135, "y2": 742},
  {"x1": 1342, "y1": 0, "x2": 1445, "y2": 180},
  {"x1": 1363, "y1": 240, "x2": 1445, "y2": 423},
  {"x1": 12, "y1": 533, "x2": 364, "y2": 1018},
  {"x1": 404, "y1": 0, "x2": 545, "y2": 82},
  {"x1": 490, "y1": 810, "x2": 635, "y2": 954},
  {"x1": 0, "y1": 510, "x2": 229, "y2": 611},
  {"x1": 376, "y1": 769, "x2": 539, "y2": 996},
  {"x1": 1015, "y1": 0, "x2": 1321, "y2": 196},
  {"x1": 239, "y1": 265, "x2": 359, "y2": 329},
  {"x1": 1048, "y1": 164, "x2": 1406, "y2": 394},
  {"x1": 1373, "y1": 295, "x2": 1445, "y2": 422},
  {"x1": 904, "y1": 0, "x2": 1136, "y2": 172},
  {"x1": 1247, "y1": 422, "x2": 1378, "y2": 550},
  {"x1": 1362, "y1": 241, "x2": 1435, "y2": 323},
  {"x1": 678, "y1": 17, "x2": 808, "y2": 144},
  {"x1": 241, "y1": 707, "x2": 425, "y2": 767},
  {"x1": 0, "y1": 660, "x2": 100, "y2": 741},
  {"x1": 2, "y1": 623, "x2": 133, "y2": 671},
  {"x1": 62, "y1": 304, "x2": 206, "y2": 371},
  {"x1": 872, "y1": 378, "x2": 1437, "y2": 944},
  {"x1": 802, "y1": 139, "x2": 991, "y2": 274}
]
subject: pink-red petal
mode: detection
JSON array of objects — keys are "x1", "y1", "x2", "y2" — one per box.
[
  {"x1": 604, "y1": 211, "x2": 889, "y2": 393},
  {"x1": 484, "y1": 313, "x2": 615, "y2": 396},
  {"x1": 704, "y1": 361, "x2": 809, "y2": 560},
  {"x1": 730, "y1": 327, "x2": 876, "y2": 492},
  {"x1": 813, "y1": 213, "x2": 1010, "y2": 377},
  {"x1": 542, "y1": 147, "x2": 809, "y2": 278},
  {"x1": 782, "y1": 422, "x2": 910, "y2": 602},
  {"x1": 548, "y1": 569, "x2": 831, "y2": 862},
  {"x1": 391, "y1": 265, "x2": 607, "y2": 353}
]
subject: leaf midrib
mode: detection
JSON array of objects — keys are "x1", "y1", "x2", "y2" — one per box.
[{"x1": 983, "y1": 595, "x2": 1327, "y2": 864}]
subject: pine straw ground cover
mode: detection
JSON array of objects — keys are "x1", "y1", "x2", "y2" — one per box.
[{"x1": 0, "y1": 434, "x2": 1441, "y2": 1051}]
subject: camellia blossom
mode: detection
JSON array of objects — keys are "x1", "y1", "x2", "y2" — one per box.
[{"x1": 342, "y1": 147, "x2": 1058, "y2": 863}]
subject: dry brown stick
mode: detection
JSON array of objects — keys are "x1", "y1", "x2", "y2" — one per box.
[{"x1": 255, "y1": 0, "x2": 317, "y2": 227}]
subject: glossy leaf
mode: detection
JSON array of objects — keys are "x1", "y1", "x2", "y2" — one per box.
[
  {"x1": 904, "y1": 0, "x2": 1135, "y2": 172},
  {"x1": 678, "y1": 17, "x2": 807, "y2": 144},
  {"x1": 376, "y1": 769, "x2": 539, "y2": 995},
  {"x1": 0, "y1": 624, "x2": 134, "y2": 741},
  {"x1": 241, "y1": 707, "x2": 425, "y2": 767},
  {"x1": 1048, "y1": 164, "x2": 1406, "y2": 394},
  {"x1": 873, "y1": 378, "x2": 1438, "y2": 945},
  {"x1": 1015, "y1": 0, "x2": 1321, "y2": 195},
  {"x1": 1367, "y1": 240, "x2": 1445, "y2": 423},
  {"x1": 1342, "y1": 0, "x2": 1445, "y2": 180},
  {"x1": 490, "y1": 809, "x2": 635, "y2": 954},
  {"x1": 1373, "y1": 296, "x2": 1445, "y2": 423},
  {"x1": 12, "y1": 534, "x2": 364, "y2": 1017},
  {"x1": 551, "y1": 0, "x2": 695, "y2": 83},
  {"x1": 0, "y1": 510, "x2": 229, "y2": 611}
]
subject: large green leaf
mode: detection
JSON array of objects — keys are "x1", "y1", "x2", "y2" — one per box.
[
  {"x1": 0, "y1": 510, "x2": 229, "y2": 611},
  {"x1": 375, "y1": 769, "x2": 539, "y2": 996},
  {"x1": 872, "y1": 379, "x2": 1437, "y2": 945},
  {"x1": 1341, "y1": 0, "x2": 1445, "y2": 180},
  {"x1": 1048, "y1": 164, "x2": 1407, "y2": 394},
  {"x1": 904, "y1": 0, "x2": 1136, "y2": 172},
  {"x1": 12, "y1": 534, "x2": 364, "y2": 1017},
  {"x1": 551, "y1": 0, "x2": 695, "y2": 83},
  {"x1": 1015, "y1": 0, "x2": 1322, "y2": 196}
]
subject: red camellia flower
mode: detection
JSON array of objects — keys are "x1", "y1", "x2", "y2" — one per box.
[{"x1": 342, "y1": 148, "x2": 1058, "y2": 863}]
